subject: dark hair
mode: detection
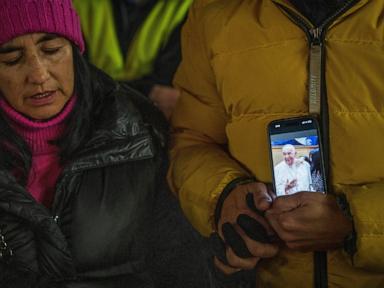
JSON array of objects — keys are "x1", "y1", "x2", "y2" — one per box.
[
  {"x1": 303, "y1": 156, "x2": 311, "y2": 165},
  {"x1": 56, "y1": 45, "x2": 96, "y2": 161},
  {"x1": 0, "y1": 45, "x2": 97, "y2": 185},
  {"x1": 0, "y1": 113, "x2": 30, "y2": 185},
  {"x1": 310, "y1": 150, "x2": 321, "y2": 174}
]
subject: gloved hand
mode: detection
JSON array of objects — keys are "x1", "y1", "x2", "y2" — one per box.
[
  {"x1": 208, "y1": 233, "x2": 256, "y2": 288},
  {"x1": 213, "y1": 181, "x2": 279, "y2": 275},
  {"x1": 211, "y1": 197, "x2": 273, "y2": 261}
]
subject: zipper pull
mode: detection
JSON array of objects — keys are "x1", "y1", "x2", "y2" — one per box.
[
  {"x1": 53, "y1": 215, "x2": 59, "y2": 223},
  {"x1": 310, "y1": 27, "x2": 322, "y2": 45},
  {"x1": 308, "y1": 27, "x2": 323, "y2": 115}
]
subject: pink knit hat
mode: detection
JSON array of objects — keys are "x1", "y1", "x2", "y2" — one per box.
[{"x1": 0, "y1": 0, "x2": 85, "y2": 53}]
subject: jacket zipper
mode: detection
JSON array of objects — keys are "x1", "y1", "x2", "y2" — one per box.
[
  {"x1": 274, "y1": 2, "x2": 359, "y2": 288},
  {"x1": 277, "y1": 0, "x2": 359, "y2": 115}
]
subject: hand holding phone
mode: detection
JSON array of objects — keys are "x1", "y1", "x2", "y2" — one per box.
[
  {"x1": 265, "y1": 192, "x2": 353, "y2": 251},
  {"x1": 265, "y1": 117, "x2": 353, "y2": 251},
  {"x1": 213, "y1": 182, "x2": 279, "y2": 274}
]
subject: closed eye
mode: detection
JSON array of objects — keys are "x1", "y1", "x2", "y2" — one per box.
[
  {"x1": 43, "y1": 46, "x2": 62, "y2": 55},
  {"x1": 3, "y1": 55, "x2": 22, "y2": 66}
]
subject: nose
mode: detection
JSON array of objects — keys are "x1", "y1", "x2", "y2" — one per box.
[{"x1": 26, "y1": 55, "x2": 50, "y2": 85}]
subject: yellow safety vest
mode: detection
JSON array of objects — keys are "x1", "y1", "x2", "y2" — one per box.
[{"x1": 74, "y1": 0, "x2": 192, "y2": 80}]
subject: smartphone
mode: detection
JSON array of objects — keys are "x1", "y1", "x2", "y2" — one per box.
[{"x1": 267, "y1": 116, "x2": 327, "y2": 197}]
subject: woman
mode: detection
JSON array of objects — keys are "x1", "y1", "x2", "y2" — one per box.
[{"x1": 0, "y1": 0, "x2": 175, "y2": 287}]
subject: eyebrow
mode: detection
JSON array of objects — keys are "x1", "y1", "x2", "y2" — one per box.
[
  {"x1": 37, "y1": 33, "x2": 59, "y2": 44},
  {"x1": 0, "y1": 33, "x2": 59, "y2": 54}
]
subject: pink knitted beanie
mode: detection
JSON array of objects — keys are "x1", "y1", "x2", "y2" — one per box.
[{"x1": 0, "y1": 0, "x2": 84, "y2": 53}]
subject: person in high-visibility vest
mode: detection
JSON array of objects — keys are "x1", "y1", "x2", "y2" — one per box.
[{"x1": 74, "y1": 0, "x2": 193, "y2": 119}]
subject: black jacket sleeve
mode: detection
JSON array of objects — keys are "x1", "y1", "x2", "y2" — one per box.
[
  {"x1": 0, "y1": 176, "x2": 74, "y2": 288},
  {"x1": 0, "y1": 209, "x2": 40, "y2": 287}
]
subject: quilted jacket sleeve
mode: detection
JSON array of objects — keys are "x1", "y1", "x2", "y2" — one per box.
[
  {"x1": 0, "y1": 175, "x2": 74, "y2": 287},
  {"x1": 337, "y1": 182, "x2": 384, "y2": 271},
  {"x1": 168, "y1": 1, "x2": 250, "y2": 236}
]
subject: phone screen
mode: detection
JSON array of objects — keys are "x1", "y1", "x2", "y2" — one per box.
[{"x1": 268, "y1": 117, "x2": 326, "y2": 197}]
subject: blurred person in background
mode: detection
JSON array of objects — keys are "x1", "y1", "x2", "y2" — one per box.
[
  {"x1": 310, "y1": 149, "x2": 325, "y2": 192},
  {"x1": 73, "y1": 0, "x2": 193, "y2": 119}
]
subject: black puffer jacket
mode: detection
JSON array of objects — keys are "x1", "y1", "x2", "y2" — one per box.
[{"x1": 0, "y1": 69, "x2": 172, "y2": 287}]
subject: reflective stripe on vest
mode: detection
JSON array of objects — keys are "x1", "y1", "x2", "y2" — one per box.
[{"x1": 74, "y1": 0, "x2": 192, "y2": 81}]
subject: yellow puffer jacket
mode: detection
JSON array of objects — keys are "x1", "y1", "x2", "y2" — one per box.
[{"x1": 168, "y1": 0, "x2": 384, "y2": 287}]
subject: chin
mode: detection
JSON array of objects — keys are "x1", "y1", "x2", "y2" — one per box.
[{"x1": 26, "y1": 108, "x2": 63, "y2": 121}]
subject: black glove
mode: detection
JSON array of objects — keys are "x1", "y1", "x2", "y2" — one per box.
[
  {"x1": 219, "y1": 193, "x2": 271, "y2": 259},
  {"x1": 237, "y1": 214, "x2": 270, "y2": 244},
  {"x1": 207, "y1": 233, "x2": 256, "y2": 288}
]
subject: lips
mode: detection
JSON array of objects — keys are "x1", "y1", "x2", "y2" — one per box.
[
  {"x1": 27, "y1": 90, "x2": 57, "y2": 106},
  {"x1": 31, "y1": 91, "x2": 53, "y2": 99}
]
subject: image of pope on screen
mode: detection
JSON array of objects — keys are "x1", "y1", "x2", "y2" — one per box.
[{"x1": 274, "y1": 144, "x2": 313, "y2": 196}]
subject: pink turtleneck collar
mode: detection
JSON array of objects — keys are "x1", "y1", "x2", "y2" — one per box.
[
  {"x1": 0, "y1": 96, "x2": 77, "y2": 208},
  {"x1": 0, "y1": 96, "x2": 76, "y2": 155}
]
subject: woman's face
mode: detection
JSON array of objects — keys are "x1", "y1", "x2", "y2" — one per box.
[{"x1": 0, "y1": 33, "x2": 74, "y2": 120}]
